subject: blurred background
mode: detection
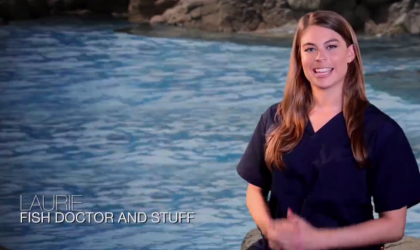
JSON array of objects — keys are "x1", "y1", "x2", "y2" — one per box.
[{"x1": 0, "y1": 0, "x2": 420, "y2": 250}]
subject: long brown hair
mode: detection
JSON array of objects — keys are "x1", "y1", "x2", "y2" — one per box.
[{"x1": 265, "y1": 10, "x2": 369, "y2": 170}]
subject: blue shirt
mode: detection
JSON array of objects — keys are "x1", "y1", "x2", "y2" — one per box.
[{"x1": 237, "y1": 102, "x2": 420, "y2": 250}]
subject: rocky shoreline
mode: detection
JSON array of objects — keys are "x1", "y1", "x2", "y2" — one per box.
[
  {"x1": 1, "y1": 0, "x2": 419, "y2": 37},
  {"x1": 136, "y1": 0, "x2": 420, "y2": 37}
]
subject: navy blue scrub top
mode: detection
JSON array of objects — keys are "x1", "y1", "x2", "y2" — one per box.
[{"x1": 237, "y1": 102, "x2": 420, "y2": 250}]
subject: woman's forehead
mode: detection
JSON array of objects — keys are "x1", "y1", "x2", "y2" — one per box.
[{"x1": 300, "y1": 26, "x2": 344, "y2": 45}]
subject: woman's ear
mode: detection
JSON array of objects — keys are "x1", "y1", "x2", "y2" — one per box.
[{"x1": 347, "y1": 44, "x2": 356, "y2": 63}]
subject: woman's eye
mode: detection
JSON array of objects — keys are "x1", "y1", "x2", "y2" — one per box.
[
  {"x1": 327, "y1": 45, "x2": 337, "y2": 49},
  {"x1": 305, "y1": 48, "x2": 315, "y2": 52}
]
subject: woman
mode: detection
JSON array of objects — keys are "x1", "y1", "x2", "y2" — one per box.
[{"x1": 237, "y1": 10, "x2": 420, "y2": 250}]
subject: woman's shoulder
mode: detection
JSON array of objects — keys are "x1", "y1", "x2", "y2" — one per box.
[
  {"x1": 364, "y1": 103, "x2": 411, "y2": 159},
  {"x1": 364, "y1": 103, "x2": 404, "y2": 137},
  {"x1": 261, "y1": 102, "x2": 281, "y2": 124}
]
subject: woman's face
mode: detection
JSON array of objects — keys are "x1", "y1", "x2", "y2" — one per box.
[{"x1": 300, "y1": 25, "x2": 355, "y2": 91}]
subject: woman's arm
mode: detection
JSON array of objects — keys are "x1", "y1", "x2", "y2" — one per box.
[
  {"x1": 315, "y1": 207, "x2": 407, "y2": 250},
  {"x1": 246, "y1": 183, "x2": 272, "y2": 236}
]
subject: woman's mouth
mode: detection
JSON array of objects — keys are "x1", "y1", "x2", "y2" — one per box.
[{"x1": 313, "y1": 67, "x2": 334, "y2": 78}]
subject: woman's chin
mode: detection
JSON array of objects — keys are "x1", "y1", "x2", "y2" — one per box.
[
  {"x1": 310, "y1": 78, "x2": 343, "y2": 90},
  {"x1": 311, "y1": 82, "x2": 336, "y2": 90}
]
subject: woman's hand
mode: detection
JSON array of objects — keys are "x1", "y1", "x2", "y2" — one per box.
[
  {"x1": 267, "y1": 218, "x2": 299, "y2": 250},
  {"x1": 286, "y1": 209, "x2": 320, "y2": 250},
  {"x1": 267, "y1": 209, "x2": 321, "y2": 250}
]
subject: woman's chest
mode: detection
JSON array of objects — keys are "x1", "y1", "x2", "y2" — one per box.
[{"x1": 272, "y1": 138, "x2": 371, "y2": 204}]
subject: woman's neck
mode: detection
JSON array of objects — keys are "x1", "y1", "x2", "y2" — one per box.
[{"x1": 310, "y1": 85, "x2": 343, "y2": 112}]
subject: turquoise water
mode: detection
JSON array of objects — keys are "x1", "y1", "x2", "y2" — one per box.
[{"x1": 0, "y1": 18, "x2": 419, "y2": 250}]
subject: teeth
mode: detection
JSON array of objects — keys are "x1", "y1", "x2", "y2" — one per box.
[{"x1": 314, "y1": 68, "x2": 332, "y2": 73}]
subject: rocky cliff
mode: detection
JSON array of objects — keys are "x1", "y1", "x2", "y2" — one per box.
[
  {"x1": 128, "y1": 0, "x2": 420, "y2": 36},
  {"x1": 0, "y1": 0, "x2": 419, "y2": 36}
]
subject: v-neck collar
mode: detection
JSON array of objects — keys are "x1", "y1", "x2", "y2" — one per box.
[{"x1": 305, "y1": 111, "x2": 344, "y2": 136}]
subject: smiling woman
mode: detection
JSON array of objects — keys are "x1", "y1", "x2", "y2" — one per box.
[{"x1": 236, "y1": 10, "x2": 420, "y2": 250}]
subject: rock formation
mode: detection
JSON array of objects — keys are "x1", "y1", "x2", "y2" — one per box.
[
  {"x1": 0, "y1": 0, "x2": 419, "y2": 36},
  {"x1": 128, "y1": 0, "x2": 420, "y2": 36}
]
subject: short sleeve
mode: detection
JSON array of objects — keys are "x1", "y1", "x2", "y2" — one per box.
[
  {"x1": 369, "y1": 121, "x2": 420, "y2": 213},
  {"x1": 236, "y1": 114, "x2": 272, "y2": 191}
]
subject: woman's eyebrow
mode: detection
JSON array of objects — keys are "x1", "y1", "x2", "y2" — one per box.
[{"x1": 302, "y1": 38, "x2": 339, "y2": 47}]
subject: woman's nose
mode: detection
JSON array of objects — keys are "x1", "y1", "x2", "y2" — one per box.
[{"x1": 315, "y1": 51, "x2": 327, "y2": 61}]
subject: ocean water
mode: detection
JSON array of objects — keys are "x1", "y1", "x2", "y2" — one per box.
[{"x1": 0, "y1": 17, "x2": 419, "y2": 250}]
